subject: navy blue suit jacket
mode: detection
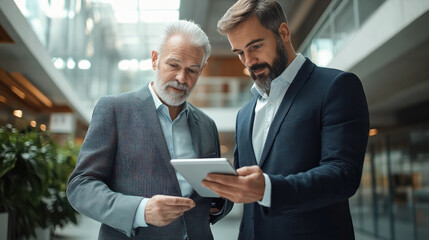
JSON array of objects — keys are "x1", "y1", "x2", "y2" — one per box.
[{"x1": 235, "y1": 59, "x2": 369, "y2": 240}]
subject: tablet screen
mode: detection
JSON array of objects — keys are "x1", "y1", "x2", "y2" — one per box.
[{"x1": 170, "y1": 158, "x2": 236, "y2": 198}]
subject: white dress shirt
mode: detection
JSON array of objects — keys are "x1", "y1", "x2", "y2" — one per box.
[
  {"x1": 133, "y1": 82, "x2": 195, "y2": 228},
  {"x1": 252, "y1": 53, "x2": 306, "y2": 207}
]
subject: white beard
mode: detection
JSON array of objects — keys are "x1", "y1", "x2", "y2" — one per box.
[{"x1": 154, "y1": 74, "x2": 191, "y2": 106}]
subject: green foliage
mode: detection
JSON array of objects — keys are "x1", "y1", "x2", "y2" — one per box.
[
  {"x1": 0, "y1": 124, "x2": 79, "y2": 239},
  {"x1": 46, "y1": 141, "x2": 80, "y2": 231}
]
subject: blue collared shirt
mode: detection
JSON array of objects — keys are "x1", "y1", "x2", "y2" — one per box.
[{"x1": 133, "y1": 82, "x2": 195, "y2": 228}]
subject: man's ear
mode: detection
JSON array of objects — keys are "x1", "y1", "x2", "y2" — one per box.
[
  {"x1": 152, "y1": 51, "x2": 158, "y2": 70},
  {"x1": 278, "y1": 22, "x2": 290, "y2": 43}
]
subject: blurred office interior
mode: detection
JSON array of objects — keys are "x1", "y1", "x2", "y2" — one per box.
[{"x1": 0, "y1": 0, "x2": 428, "y2": 239}]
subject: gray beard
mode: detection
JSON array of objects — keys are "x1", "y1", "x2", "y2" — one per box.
[
  {"x1": 154, "y1": 74, "x2": 191, "y2": 107},
  {"x1": 255, "y1": 77, "x2": 272, "y2": 94}
]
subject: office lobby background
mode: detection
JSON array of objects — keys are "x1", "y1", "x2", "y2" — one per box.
[{"x1": 0, "y1": 0, "x2": 428, "y2": 239}]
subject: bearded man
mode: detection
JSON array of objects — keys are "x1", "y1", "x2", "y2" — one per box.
[
  {"x1": 67, "y1": 20, "x2": 232, "y2": 240},
  {"x1": 202, "y1": 0, "x2": 370, "y2": 239}
]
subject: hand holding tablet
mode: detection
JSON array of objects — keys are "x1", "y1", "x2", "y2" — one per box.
[{"x1": 170, "y1": 158, "x2": 236, "y2": 197}]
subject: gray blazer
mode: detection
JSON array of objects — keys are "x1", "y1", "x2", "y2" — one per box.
[{"x1": 67, "y1": 86, "x2": 232, "y2": 239}]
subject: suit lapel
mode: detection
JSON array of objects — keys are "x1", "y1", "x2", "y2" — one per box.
[
  {"x1": 241, "y1": 97, "x2": 258, "y2": 166},
  {"x1": 258, "y1": 59, "x2": 316, "y2": 168},
  {"x1": 136, "y1": 86, "x2": 182, "y2": 195},
  {"x1": 184, "y1": 107, "x2": 201, "y2": 197},
  {"x1": 187, "y1": 106, "x2": 201, "y2": 158}
]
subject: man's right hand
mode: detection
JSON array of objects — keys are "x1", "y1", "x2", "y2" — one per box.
[{"x1": 145, "y1": 195, "x2": 195, "y2": 226}]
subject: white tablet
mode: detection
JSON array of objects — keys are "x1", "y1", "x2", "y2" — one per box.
[{"x1": 170, "y1": 158, "x2": 237, "y2": 198}]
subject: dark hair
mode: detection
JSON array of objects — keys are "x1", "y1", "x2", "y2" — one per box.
[{"x1": 217, "y1": 0, "x2": 287, "y2": 37}]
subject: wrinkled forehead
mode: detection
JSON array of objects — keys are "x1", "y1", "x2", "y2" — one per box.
[{"x1": 161, "y1": 35, "x2": 205, "y2": 66}]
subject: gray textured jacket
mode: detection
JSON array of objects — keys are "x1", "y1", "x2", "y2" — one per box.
[{"x1": 67, "y1": 86, "x2": 232, "y2": 239}]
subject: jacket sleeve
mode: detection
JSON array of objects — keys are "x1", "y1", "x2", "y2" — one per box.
[
  {"x1": 67, "y1": 97, "x2": 142, "y2": 237},
  {"x1": 265, "y1": 72, "x2": 369, "y2": 216}
]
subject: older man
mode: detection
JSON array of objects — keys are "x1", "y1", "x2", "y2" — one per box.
[{"x1": 67, "y1": 20, "x2": 231, "y2": 240}]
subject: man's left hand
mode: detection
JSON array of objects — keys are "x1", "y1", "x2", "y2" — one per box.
[{"x1": 202, "y1": 165, "x2": 265, "y2": 203}]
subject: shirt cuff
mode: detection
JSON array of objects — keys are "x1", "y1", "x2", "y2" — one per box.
[
  {"x1": 133, "y1": 198, "x2": 150, "y2": 228},
  {"x1": 257, "y1": 173, "x2": 271, "y2": 207},
  {"x1": 210, "y1": 198, "x2": 227, "y2": 216}
]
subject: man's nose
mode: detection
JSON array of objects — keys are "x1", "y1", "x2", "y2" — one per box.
[
  {"x1": 176, "y1": 69, "x2": 186, "y2": 83},
  {"x1": 244, "y1": 52, "x2": 257, "y2": 68}
]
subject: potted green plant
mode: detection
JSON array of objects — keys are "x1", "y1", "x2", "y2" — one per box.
[
  {"x1": 45, "y1": 140, "x2": 79, "y2": 237},
  {"x1": 0, "y1": 125, "x2": 18, "y2": 239},
  {"x1": 0, "y1": 124, "x2": 78, "y2": 239}
]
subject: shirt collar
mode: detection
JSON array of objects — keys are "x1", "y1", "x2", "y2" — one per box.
[
  {"x1": 251, "y1": 53, "x2": 306, "y2": 98},
  {"x1": 148, "y1": 82, "x2": 189, "y2": 118}
]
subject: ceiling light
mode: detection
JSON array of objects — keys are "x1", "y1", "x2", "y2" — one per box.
[
  {"x1": 129, "y1": 59, "x2": 139, "y2": 70},
  {"x1": 369, "y1": 129, "x2": 378, "y2": 136},
  {"x1": 13, "y1": 110, "x2": 23, "y2": 118},
  {"x1": 118, "y1": 59, "x2": 139, "y2": 71},
  {"x1": 78, "y1": 60, "x2": 91, "y2": 70},
  {"x1": 118, "y1": 60, "x2": 130, "y2": 70},
  {"x1": 67, "y1": 58, "x2": 76, "y2": 69},
  {"x1": 75, "y1": 0, "x2": 82, "y2": 13},
  {"x1": 53, "y1": 58, "x2": 65, "y2": 69},
  {"x1": 139, "y1": 59, "x2": 152, "y2": 71},
  {"x1": 86, "y1": 18, "x2": 94, "y2": 34},
  {"x1": 86, "y1": 40, "x2": 95, "y2": 57}
]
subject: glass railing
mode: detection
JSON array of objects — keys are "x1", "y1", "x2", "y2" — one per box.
[
  {"x1": 187, "y1": 76, "x2": 253, "y2": 108},
  {"x1": 299, "y1": 0, "x2": 386, "y2": 66}
]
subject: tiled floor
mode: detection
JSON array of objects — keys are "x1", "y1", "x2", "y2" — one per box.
[{"x1": 53, "y1": 204, "x2": 376, "y2": 240}]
